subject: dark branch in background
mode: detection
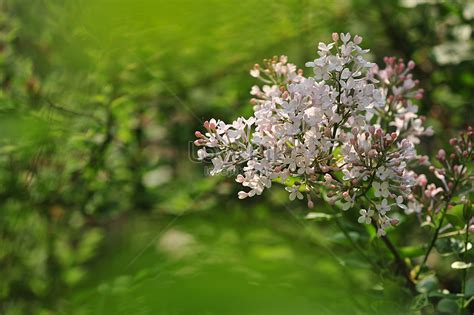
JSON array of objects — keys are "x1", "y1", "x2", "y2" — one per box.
[
  {"x1": 46, "y1": 99, "x2": 104, "y2": 125},
  {"x1": 79, "y1": 102, "x2": 115, "y2": 216},
  {"x1": 128, "y1": 103, "x2": 149, "y2": 210}
]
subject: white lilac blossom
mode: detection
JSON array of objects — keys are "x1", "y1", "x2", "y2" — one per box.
[{"x1": 194, "y1": 33, "x2": 433, "y2": 236}]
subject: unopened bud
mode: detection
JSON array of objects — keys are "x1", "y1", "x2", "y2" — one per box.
[
  {"x1": 449, "y1": 138, "x2": 457, "y2": 146},
  {"x1": 437, "y1": 149, "x2": 446, "y2": 161},
  {"x1": 419, "y1": 155, "x2": 428, "y2": 164},
  {"x1": 407, "y1": 60, "x2": 415, "y2": 69},
  {"x1": 332, "y1": 32, "x2": 339, "y2": 42},
  {"x1": 195, "y1": 131, "x2": 203, "y2": 138},
  {"x1": 368, "y1": 149, "x2": 378, "y2": 158}
]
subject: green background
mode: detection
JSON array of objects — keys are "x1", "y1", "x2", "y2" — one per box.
[{"x1": 0, "y1": 0, "x2": 472, "y2": 314}]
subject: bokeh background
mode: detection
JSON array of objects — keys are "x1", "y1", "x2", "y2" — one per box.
[{"x1": 0, "y1": 0, "x2": 473, "y2": 314}]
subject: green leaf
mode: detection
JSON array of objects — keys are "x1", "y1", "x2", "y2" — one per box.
[
  {"x1": 399, "y1": 245, "x2": 425, "y2": 258},
  {"x1": 445, "y1": 213, "x2": 464, "y2": 229},
  {"x1": 305, "y1": 212, "x2": 334, "y2": 221},
  {"x1": 411, "y1": 294, "x2": 429, "y2": 311},
  {"x1": 465, "y1": 278, "x2": 474, "y2": 297},
  {"x1": 437, "y1": 298, "x2": 459, "y2": 314},
  {"x1": 328, "y1": 231, "x2": 361, "y2": 244},
  {"x1": 450, "y1": 261, "x2": 472, "y2": 269}
]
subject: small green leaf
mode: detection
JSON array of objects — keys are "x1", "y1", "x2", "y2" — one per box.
[
  {"x1": 328, "y1": 231, "x2": 360, "y2": 244},
  {"x1": 305, "y1": 212, "x2": 334, "y2": 221},
  {"x1": 450, "y1": 261, "x2": 472, "y2": 269},
  {"x1": 399, "y1": 245, "x2": 425, "y2": 258},
  {"x1": 436, "y1": 298, "x2": 459, "y2": 314}
]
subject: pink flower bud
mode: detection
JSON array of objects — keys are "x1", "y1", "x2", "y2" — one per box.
[
  {"x1": 407, "y1": 60, "x2": 415, "y2": 69},
  {"x1": 368, "y1": 149, "x2": 378, "y2": 158},
  {"x1": 437, "y1": 149, "x2": 446, "y2": 161},
  {"x1": 203, "y1": 121, "x2": 209, "y2": 129},
  {"x1": 195, "y1": 131, "x2": 203, "y2": 138},
  {"x1": 449, "y1": 138, "x2": 457, "y2": 146},
  {"x1": 390, "y1": 218, "x2": 400, "y2": 226},
  {"x1": 419, "y1": 155, "x2": 428, "y2": 164},
  {"x1": 307, "y1": 199, "x2": 314, "y2": 208},
  {"x1": 417, "y1": 174, "x2": 428, "y2": 186},
  {"x1": 469, "y1": 225, "x2": 474, "y2": 233},
  {"x1": 369, "y1": 126, "x2": 375, "y2": 134},
  {"x1": 332, "y1": 32, "x2": 339, "y2": 42},
  {"x1": 415, "y1": 89, "x2": 424, "y2": 100}
]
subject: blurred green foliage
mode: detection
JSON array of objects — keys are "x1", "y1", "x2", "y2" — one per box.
[{"x1": 0, "y1": 0, "x2": 472, "y2": 314}]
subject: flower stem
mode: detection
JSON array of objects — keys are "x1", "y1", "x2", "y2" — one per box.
[
  {"x1": 460, "y1": 221, "x2": 470, "y2": 313},
  {"x1": 372, "y1": 222, "x2": 417, "y2": 294},
  {"x1": 415, "y1": 201, "x2": 449, "y2": 279}
]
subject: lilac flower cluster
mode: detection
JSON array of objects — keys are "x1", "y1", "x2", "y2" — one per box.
[{"x1": 194, "y1": 33, "x2": 433, "y2": 236}]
